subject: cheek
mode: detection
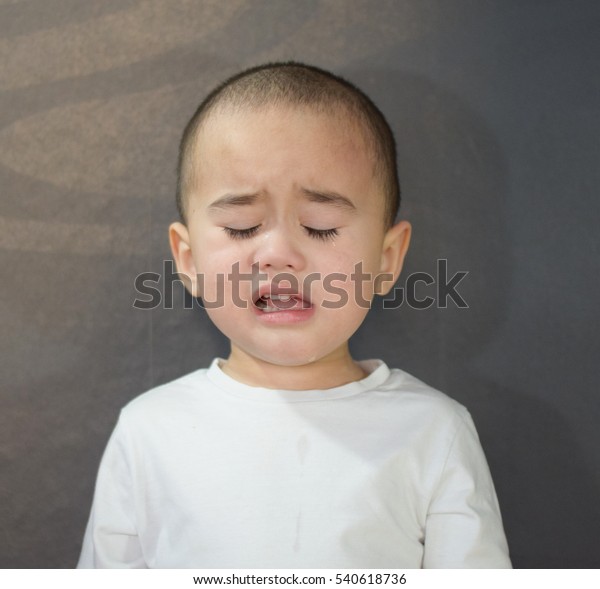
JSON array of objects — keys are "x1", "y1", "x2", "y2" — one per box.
[
  {"x1": 191, "y1": 260, "x2": 223, "y2": 306},
  {"x1": 315, "y1": 248, "x2": 381, "y2": 303},
  {"x1": 192, "y1": 245, "x2": 254, "y2": 300}
]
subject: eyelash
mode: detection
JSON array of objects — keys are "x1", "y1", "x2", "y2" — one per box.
[
  {"x1": 223, "y1": 225, "x2": 339, "y2": 241},
  {"x1": 304, "y1": 227, "x2": 339, "y2": 241},
  {"x1": 223, "y1": 226, "x2": 260, "y2": 240}
]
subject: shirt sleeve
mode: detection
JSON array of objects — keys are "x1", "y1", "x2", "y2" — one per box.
[
  {"x1": 422, "y1": 410, "x2": 512, "y2": 568},
  {"x1": 77, "y1": 416, "x2": 147, "y2": 568}
]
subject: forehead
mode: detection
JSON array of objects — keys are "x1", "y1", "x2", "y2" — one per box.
[
  {"x1": 191, "y1": 104, "x2": 378, "y2": 191},
  {"x1": 201, "y1": 103, "x2": 370, "y2": 151}
]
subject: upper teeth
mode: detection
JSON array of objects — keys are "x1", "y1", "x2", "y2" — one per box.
[{"x1": 263, "y1": 294, "x2": 292, "y2": 301}]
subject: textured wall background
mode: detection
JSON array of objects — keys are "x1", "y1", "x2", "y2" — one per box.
[{"x1": 1, "y1": 0, "x2": 599, "y2": 568}]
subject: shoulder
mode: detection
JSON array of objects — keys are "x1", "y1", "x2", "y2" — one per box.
[
  {"x1": 356, "y1": 364, "x2": 485, "y2": 483},
  {"x1": 119, "y1": 367, "x2": 212, "y2": 424},
  {"x1": 371, "y1": 364, "x2": 472, "y2": 432},
  {"x1": 380, "y1": 366, "x2": 467, "y2": 412}
]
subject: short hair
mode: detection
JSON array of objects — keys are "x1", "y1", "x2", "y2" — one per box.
[{"x1": 176, "y1": 62, "x2": 400, "y2": 228}]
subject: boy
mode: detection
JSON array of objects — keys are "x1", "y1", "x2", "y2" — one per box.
[{"x1": 78, "y1": 63, "x2": 511, "y2": 568}]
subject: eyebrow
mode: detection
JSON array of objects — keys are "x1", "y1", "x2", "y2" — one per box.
[
  {"x1": 207, "y1": 189, "x2": 357, "y2": 213},
  {"x1": 301, "y1": 188, "x2": 357, "y2": 212},
  {"x1": 208, "y1": 193, "x2": 260, "y2": 212}
]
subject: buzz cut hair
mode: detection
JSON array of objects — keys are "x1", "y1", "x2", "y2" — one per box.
[{"x1": 176, "y1": 61, "x2": 400, "y2": 228}]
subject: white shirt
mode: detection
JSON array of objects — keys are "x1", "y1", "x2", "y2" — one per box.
[{"x1": 78, "y1": 359, "x2": 511, "y2": 568}]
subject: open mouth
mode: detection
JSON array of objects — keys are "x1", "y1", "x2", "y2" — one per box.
[{"x1": 253, "y1": 293, "x2": 311, "y2": 313}]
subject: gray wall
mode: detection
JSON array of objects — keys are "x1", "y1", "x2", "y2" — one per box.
[{"x1": 1, "y1": 0, "x2": 598, "y2": 568}]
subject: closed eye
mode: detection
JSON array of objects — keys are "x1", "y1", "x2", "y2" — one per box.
[
  {"x1": 303, "y1": 226, "x2": 339, "y2": 241},
  {"x1": 223, "y1": 225, "x2": 260, "y2": 239}
]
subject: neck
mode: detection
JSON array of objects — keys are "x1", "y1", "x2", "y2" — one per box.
[{"x1": 220, "y1": 345, "x2": 367, "y2": 390}]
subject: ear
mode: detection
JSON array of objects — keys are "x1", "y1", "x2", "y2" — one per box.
[
  {"x1": 169, "y1": 222, "x2": 200, "y2": 297},
  {"x1": 375, "y1": 220, "x2": 411, "y2": 296}
]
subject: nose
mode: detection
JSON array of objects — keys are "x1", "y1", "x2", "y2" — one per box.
[{"x1": 253, "y1": 227, "x2": 306, "y2": 272}]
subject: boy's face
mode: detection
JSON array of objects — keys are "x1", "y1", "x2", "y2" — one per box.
[{"x1": 170, "y1": 105, "x2": 410, "y2": 374}]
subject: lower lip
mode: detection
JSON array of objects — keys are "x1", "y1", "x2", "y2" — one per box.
[{"x1": 252, "y1": 302, "x2": 315, "y2": 324}]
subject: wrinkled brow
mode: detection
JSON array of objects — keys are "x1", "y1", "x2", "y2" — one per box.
[
  {"x1": 207, "y1": 189, "x2": 357, "y2": 213},
  {"x1": 301, "y1": 188, "x2": 357, "y2": 212},
  {"x1": 208, "y1": 193, "x2": 260, "y2": 211}
]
